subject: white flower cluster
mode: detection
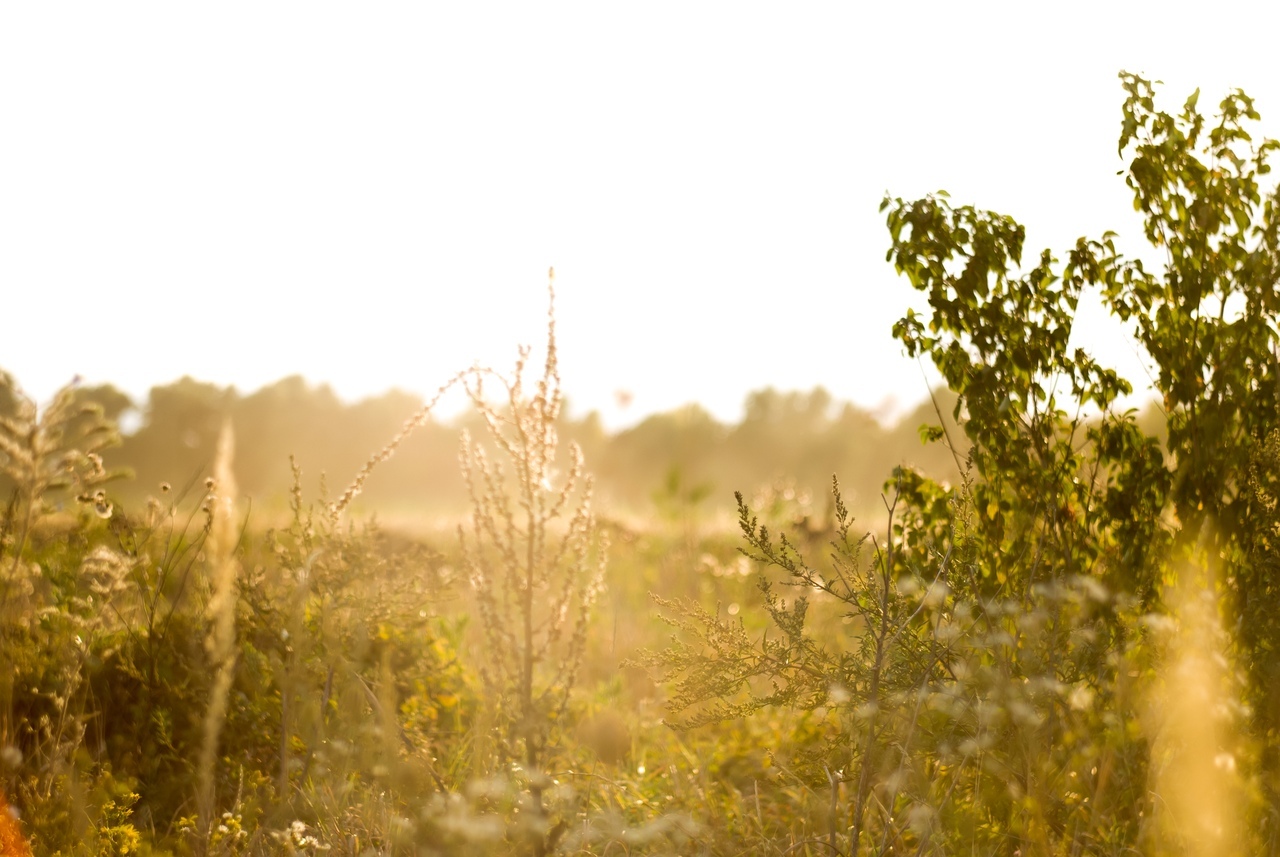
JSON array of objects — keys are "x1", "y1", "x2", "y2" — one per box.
[{"x1": 271, "y1": 820, "x2": 331, "y2": 853}]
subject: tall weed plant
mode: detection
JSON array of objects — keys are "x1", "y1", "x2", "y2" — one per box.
[{"x1": 316, "y1": 269, "x2": 610, "y2": 855}]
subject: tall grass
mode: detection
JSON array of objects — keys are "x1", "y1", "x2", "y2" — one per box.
[
  {"x1": 197, "y1": 419, "x2": 241, "y2": 843},
  {"x1": 319, "y1": 269, "x2": 608, "y2": 853},
  {"x1": 456, "y1": 271, "x2": 606, "y2": 854}
]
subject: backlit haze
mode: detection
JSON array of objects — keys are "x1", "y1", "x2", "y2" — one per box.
[{"x1": 2, "y1": 3, "x2": 1277, "y2": 430}]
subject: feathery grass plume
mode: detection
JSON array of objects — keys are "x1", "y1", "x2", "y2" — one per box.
[
  {"x1": 197, "y1": 418, "x2": 240, "y2": 841},
  {"x1": 0, "y1": 374, "x2": 121, "y2": 594},
  {"x1": 457, "y1": 268, "x2": 607, "y2": 851},
  {"x1": 1142, "y1": 525, "x2": 1256, "y2": 857}
]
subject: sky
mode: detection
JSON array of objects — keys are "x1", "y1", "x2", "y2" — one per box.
[{"x1": 2, "y1": 2, "x2": 1278, "y2": 430}]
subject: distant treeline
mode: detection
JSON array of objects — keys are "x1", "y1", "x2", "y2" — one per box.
[{"x1": 1, "y1": 371, "x2": 976, "y2": 523}]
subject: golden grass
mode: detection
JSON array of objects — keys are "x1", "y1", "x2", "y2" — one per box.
[{"x1": 197, "y1": 418, "x2": 241, "y2": 837}]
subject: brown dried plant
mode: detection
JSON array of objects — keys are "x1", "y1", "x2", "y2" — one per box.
[
  {"x1": 330, "y1": 270, "x2": 606, "y2": 854},
  {"x1": 457, "y1": 273, "x2": 606, "y2": 835},
  {"x1": 328, "y1": 368, "x2": 472, "y2": 523}
]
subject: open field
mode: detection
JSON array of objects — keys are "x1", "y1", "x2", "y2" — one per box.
[
  {"x1": 0, "y1": 315, "x2": 1271, "y2": 856},
  {"x1": 6, "y1": 73, "x2": 1280, "y2": 856}
]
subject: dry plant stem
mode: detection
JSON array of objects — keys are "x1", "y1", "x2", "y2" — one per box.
[
  {"x1": 329, "y1": 368, "x2": 477, "y2": 521},
  {"x1": 197, "y1": 419, "x2": 240, "y2": 845},
  {"x1": 324, "y1": 270, "x2": 603, "y2": 854},
  {"x1": 457, "y1": 272, "x2": 606, "y2": 855}
]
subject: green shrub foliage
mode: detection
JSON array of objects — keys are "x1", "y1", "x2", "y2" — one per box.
[{"x1": 643, "y1": 71, "x2": 1280, "y2": 856}]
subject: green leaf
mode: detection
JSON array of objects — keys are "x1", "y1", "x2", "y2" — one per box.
[{"x1": 918, "y1": 424, "x2": 946, "y2": 444}]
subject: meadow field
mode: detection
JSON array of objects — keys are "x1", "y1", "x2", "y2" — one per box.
[{"x1": 4, "y1": 74, "x2": 1280, "y2": 856}]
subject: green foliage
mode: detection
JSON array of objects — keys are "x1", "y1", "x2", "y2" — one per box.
[
  {"x1": 886, "y1": 72, "x2": 1280, "y2": 798},
  {"x1": 883, "y1": 182, "x2": 1167, "y2": 600},
  {"x1": 643, "y1": 473, "x2": 1166, "y2": 855},
  {"x1": 639, "y1": 71, "x2": 1280, "y2": 856},
  {"x1": 1244, "y1": 429, "x2": 1280, "y2": 793}
]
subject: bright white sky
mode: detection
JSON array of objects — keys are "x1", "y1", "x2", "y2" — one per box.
[{"x1": 2, "y1": 3, "x2": 1278, "y2": 430}]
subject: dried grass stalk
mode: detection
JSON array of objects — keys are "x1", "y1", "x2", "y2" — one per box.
[{"x1": 197, "y1": 419, "x2": 240, "y2": 838}]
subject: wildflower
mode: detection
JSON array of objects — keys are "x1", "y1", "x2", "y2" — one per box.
[{"x1": 1068, "y1": 684, "x2": 1095, "y2": 711}]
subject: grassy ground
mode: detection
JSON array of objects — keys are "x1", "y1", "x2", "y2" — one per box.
[{"x1": 1, "y1": 473, "x2": 1264, "y2": 856}]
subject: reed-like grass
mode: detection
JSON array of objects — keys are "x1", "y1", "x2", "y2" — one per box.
[{"x1": 197, "y1": 419, "x2": 241, "y2": 845}]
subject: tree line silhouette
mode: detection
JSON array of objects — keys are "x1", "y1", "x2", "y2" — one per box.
[{"x1": 0, "y1": 371, "x2": 969, "y2": 524}]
